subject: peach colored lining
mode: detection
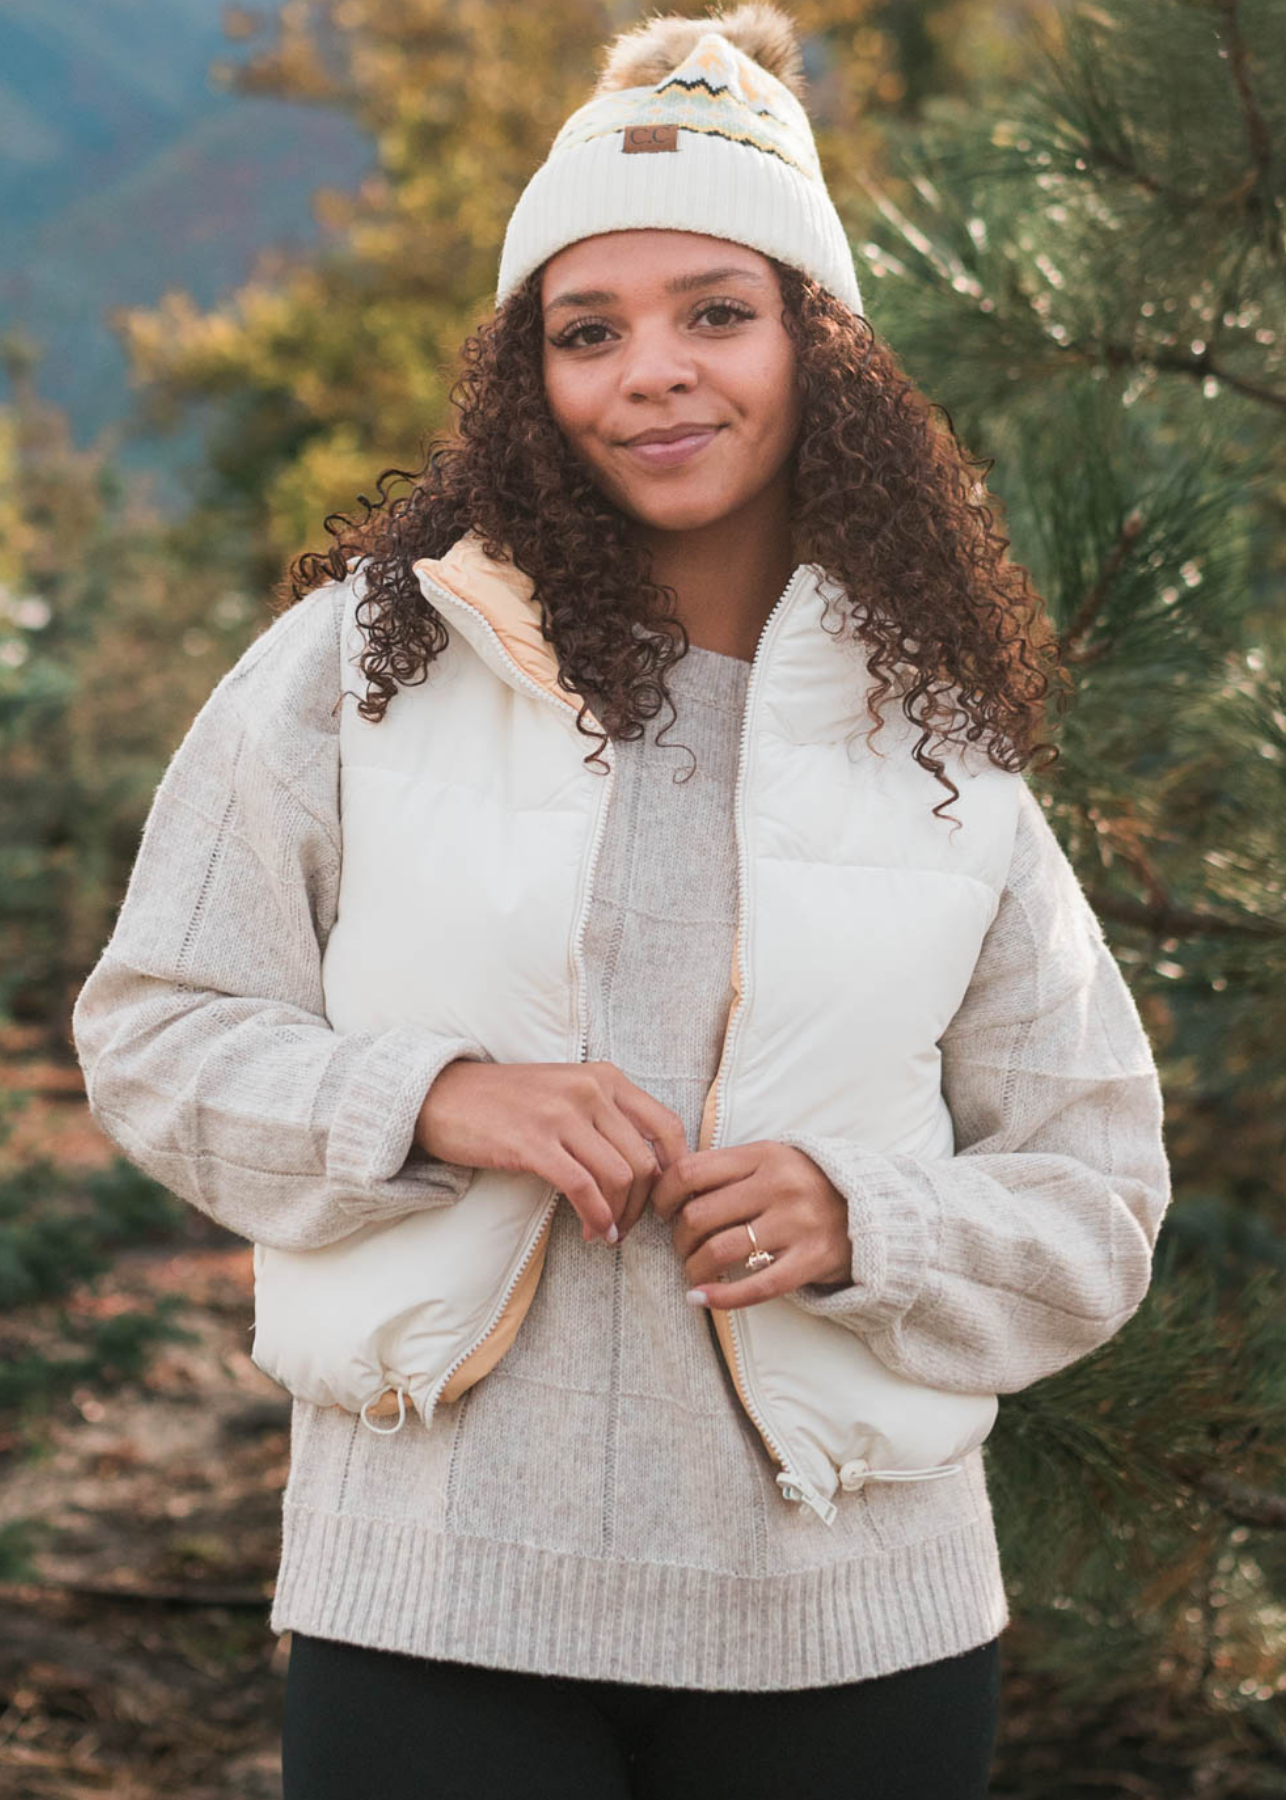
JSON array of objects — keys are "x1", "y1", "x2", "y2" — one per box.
[
  {"x1": 364, "y1": 1213, "x2": 555, "y2": 1418},
  {"x1": 411, "y1": 531, "x2": 594, "y2": 722}
]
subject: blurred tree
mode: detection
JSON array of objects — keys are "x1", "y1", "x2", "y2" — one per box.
[
  {"x1": 0, "y1": 332, "x2": 263, "y2": 1037},
  {"x1": 845, "y1": 0, "x2": 1286, "y2": 1773}
]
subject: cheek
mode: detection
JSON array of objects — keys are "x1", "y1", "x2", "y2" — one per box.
[
  {"x1": 736, "y1": 346, "x2": 800, "y2": 445},
  {"x1": 543, "y1": 365, "x2": 604, "y2": 450},
  {"x1": 541, "y1": 364, "x2": 575, "y2": 438}
]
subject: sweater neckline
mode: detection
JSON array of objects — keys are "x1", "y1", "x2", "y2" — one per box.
[
  {"x1": 680, "y1": 642, "x2": 752, "y2": 668},
  {"x1": 661, "y1": 640, "x2": 753, "y2": 710}
]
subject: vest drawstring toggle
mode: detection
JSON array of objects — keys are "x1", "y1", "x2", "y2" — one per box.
[{"x1": 360, "y1": 1387, "x2": 408, "y2": 1435}]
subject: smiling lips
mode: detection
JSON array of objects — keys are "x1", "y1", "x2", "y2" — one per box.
[{"x1": 621, "y1": 425, "x2": 723, "y2": 468}]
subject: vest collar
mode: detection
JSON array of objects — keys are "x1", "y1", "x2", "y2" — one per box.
[{"x1": 410, "y1": 529, "x2": 843, "y2": 731}]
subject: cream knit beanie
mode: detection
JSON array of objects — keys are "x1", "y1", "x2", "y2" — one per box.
[{"x1": 495, "y1": 2, "x2": 863, "y2": 318}]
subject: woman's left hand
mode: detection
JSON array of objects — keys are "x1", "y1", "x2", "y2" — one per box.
[{"x1": 647, "y1": 1142, "x2": 853, "y2": 1310}]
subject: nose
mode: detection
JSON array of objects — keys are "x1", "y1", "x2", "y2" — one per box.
[{"x1": 619, "y1": 325, "x2": 699, "y2": 401}]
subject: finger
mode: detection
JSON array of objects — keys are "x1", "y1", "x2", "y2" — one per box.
[
  {"x1": 587, "y1": 1101, "x2": 665, "y2": 1239},
  {"x1": 687, "y1": 1248, "x2": 807, "y2": 1312},
  {"x1": 669, "y1": 1175, "x2": 762, "y2": 1260},
  {"x1": 612, "y1": 1096, "x2": 689, "y2": 1233},
  {"x1": 544, "y1": 1141, "x2": 618, "y2": 1241},
  {"x1": 616, "y1": 1157, "x2": 659, "y2": 1240},
  {"x1": 624, "y1": 1093, "x2": 689, "y2": 1177},
  {"x1": 682, "y1": 1213, "x2": 777, "y2": 1290},
  {"x1": 651, "y1": 1147, "x2": 742, "y2": 1224},
  {"x1": 564, "y1": 1123, "x2": 664, "y2": 1241}
]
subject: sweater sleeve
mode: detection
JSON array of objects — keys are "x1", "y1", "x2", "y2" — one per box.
[
  {"x1": 70, "y1": 581, "x2": 492, "y2": 1253},
  {"x1": 777, "y1": 778, "x2": 1172, "y2": 1396}
]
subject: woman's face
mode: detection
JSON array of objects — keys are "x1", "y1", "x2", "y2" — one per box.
[{"x1": 540, "y1": 230, "x2": 803, "y2": 536}]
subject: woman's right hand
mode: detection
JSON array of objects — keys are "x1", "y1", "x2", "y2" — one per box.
[{"x1": 414, "y1": 1059, "x2": 689, "y2": 1245}]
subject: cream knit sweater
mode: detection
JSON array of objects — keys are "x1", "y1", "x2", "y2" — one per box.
[{"x1": 71, "y1": 578, "x2": 1172, "y2": 1690}]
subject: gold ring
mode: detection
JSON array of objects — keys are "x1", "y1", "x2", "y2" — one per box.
[{"x1": 744, "y1": 1219, "x2": 775, "y2": 1272}]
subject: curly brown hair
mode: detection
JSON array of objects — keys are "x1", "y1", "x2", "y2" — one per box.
[{"x1": 275, "y1": 259, "x2": 1070, "y2": 822}]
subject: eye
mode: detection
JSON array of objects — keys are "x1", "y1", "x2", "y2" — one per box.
[
  {"x1": 548, "y1": 297, "x2": 756, "y2": 351},
  {"x1": 697, "y1": 300, "x2": 755, "y2": 329},
  {"x1": 549, "y1": 317, "x2": 613, "y2": 351}
]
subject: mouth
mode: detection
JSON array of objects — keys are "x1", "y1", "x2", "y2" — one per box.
[{"x1": 620, "y1": 426, "x2": 724, "y2": 469}]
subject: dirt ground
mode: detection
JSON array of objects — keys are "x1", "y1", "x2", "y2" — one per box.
[
  {"x1": 0, "y1": 1051, "x2": 287, "y2": 1799},
  {"x1": 0, "y1": 1229, "x2": 289, "y2": 1799}
]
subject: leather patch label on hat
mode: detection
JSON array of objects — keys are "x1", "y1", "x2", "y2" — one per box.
[{"x1": 623, "y1": 124, "x2": 679, "y2": 153}]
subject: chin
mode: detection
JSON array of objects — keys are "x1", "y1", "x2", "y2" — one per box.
[{"x1": 617, "y1": 488, "x2": 745, "y2": 534}]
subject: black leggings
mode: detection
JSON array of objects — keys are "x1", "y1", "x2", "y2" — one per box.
[{"x1": 281, "y1": 1629, "x2": 1001, "y2": 1799}]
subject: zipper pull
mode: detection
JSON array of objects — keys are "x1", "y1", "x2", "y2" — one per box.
[{"x1": 775, "y1": 1470, "x2": 837, "y2": 1526}]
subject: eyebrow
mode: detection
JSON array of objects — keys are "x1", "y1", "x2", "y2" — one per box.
[{"x1": 544, "y1": 266, "x2": 768, "y2": 316}]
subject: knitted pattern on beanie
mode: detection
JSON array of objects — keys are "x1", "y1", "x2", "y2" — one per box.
[{"x1": 495, "y1": 2, "x2": 863, "y2": 317}]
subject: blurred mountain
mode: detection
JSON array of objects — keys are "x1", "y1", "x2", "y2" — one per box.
[{"x1": 0, "y1": 0, "x2": 374, "y2": 514}]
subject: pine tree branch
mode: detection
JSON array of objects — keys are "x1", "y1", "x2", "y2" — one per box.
[
  {"x1": 1203, "y1": 236, "x2": 1258, "y2": 367},
  {"x1": 1212, "y1": 0, "x2": 1281, "y2": 272},
  {"x1": 1149, "y1": 345, "x2": 1286, "y2": 414},
  {"x1": 1170, "y1": 1457, "x2": 1286, "y2": 1530},
  {"x1": 1065, "y1": 2, "x2": 1282, "y2": 283},
  {"x1": 1080, "y1": 337, "x2": 1286, "y2": 413},
  {"x1": 1081, "y1": 132, "x2": 1164, "y2": 198},
  {"x1": 1058, "y1": 510, "x2": 1144, "y2": 664},
  {"x1": 1083, "y1": 890, "x2": 1284, "y2": 939}
]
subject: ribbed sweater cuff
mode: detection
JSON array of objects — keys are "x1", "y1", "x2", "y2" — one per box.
[
  {"x1": 326, "y1": 1027, "x2": 493, "y2": 1221},
  {"x1": 777, "y1": 1133, "x2": 940, "y2": 1329}
]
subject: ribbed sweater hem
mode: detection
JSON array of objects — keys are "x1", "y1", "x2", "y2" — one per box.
[{"x1": 269, "y1": 1502, "x2": 1011, "y2": 1691}]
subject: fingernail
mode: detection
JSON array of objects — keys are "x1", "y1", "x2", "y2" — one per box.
[
  {"x1": 685, "y1": 1288, "x2": 707, "y2": 1306},
  {"x1": 606, "y1": 1223, "x2": 619, "y2": 1244}
]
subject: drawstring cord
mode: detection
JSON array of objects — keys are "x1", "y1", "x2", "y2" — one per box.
[
  {"x1": 776, "y1": 1457, "x2": 965, "y2": 1523},
  {"x1": 853, "y1": 1464, "x2": 963, "y2": 1484},
  {"x1": 832, "y1": 1454, "x2": 965, "y2": 1497},
  {"x1": 836, "y1": 1457, "x2": 964, "y2": 1491},
  {"x1": 360, "y1": 1387, "x2": 408, "y2": 1435}
]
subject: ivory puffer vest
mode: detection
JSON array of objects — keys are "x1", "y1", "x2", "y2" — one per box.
[{"x1": 251, "y1": 530, "x2": 1022, "y2": 1525}]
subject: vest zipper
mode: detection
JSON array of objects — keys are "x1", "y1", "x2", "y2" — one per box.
[
  {"x1": 403, "y1": 568, "x2": 616, "y2": 1417},
  {"x1": 423, "y1": 1197, "x2": 556, "y2": 1412},
  {"x1": 709, "y1": 561, "x2": 808, "y2": 1152},
  {"x1": 697, "y1": 567, "x2": 839, "y2": 1526},
  {"x1": 409, "y1": 562, "x2": 837, "y2": 1526}
]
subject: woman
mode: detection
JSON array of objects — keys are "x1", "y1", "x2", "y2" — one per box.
[{"x1": 71, "y1": 6, "x2": 1172, "y2": 1796}]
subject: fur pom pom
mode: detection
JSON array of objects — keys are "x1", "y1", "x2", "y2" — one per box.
[{"x1": 592, "y1": 2, "x2": 807, "y2": 101}]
